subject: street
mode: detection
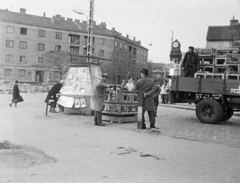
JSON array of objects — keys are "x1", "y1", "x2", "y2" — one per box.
[{"x1": 0, "y1": 93, "x2": 240, "y2": 183}]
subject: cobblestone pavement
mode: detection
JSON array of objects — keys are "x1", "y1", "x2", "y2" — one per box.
[{"x1": 118, "y1": 104, "x2": 240, "y2": 148}]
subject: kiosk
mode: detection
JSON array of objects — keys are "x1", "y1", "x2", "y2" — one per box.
[{"x1": 58, "y1": 55, "x2": 110, "y2": 115}]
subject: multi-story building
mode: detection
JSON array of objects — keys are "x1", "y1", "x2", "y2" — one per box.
[
  {"x1": 0, "y1": 8, "x2": 148, "y2": 84},
  {"x1": 206, "y1": 17, "x2": 240, "y2": 49}
]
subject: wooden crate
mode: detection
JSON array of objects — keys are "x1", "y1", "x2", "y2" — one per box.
[
  {"x1": 194, "y1": 73, "x2": 206, "y2": 78},
  {"x1": 226, "y1": 74, "x2": 240, "y2": 80},
  {"x1": 105, "y1": 92, "x2": 138, "y2": 103},
  {"x1": 103, "y1": 103, "x2": 137, "y2": 115}
]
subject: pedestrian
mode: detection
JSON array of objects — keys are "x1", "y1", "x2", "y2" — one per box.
[
  {"x1": 125, "y1": 77, "x2": 135, "y2": 92},
  {"x1": 160, "y1": 78, "x2": 171, "y2": 104},
  {"x1": 45, "y1": 80, "x2": 64, "y2": 113},
  {"x1": 153, "y1": 80, "x2": 161, "y2": 116},
  {"x1": 133, "y1": 68, "x2": 159, "y2": 130},
  {"x1": 181, "y1": 46, "x2": 200, "y2": 77},
  {"x1": 90, "y1": 73, "x2": 109, "y2": 126},
  {"x1": 9, "y1": 80, "x2": 23, "y2": 107}
]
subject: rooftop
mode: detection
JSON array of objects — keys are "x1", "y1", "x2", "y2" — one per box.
[{"x1": 0, "y1": 8, "x2": 147, "y2": 50}]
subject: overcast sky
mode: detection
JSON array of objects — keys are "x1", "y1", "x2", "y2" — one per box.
[{"x1": 1, "y1": 0, "x2": 240, "y2": 63}]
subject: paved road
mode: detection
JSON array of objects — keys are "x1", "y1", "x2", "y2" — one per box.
[{"x1": 0, "y1": 93, "x2": 239, "y2": 183}]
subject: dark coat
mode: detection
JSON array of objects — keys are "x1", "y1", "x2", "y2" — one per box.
[
  {"x1": 134, "y1": 77, "x2": 156, "y2": 111},
  {"x1": 45, "y1": 83, "x2": 63, "y2": 106},
  {"x1": 13, "y1": 84, "x2": 20, "y2": 99},
  {"x1": 90, "y1": 78, "x2": 107, "y2": 111},
  {"x1": 181, "y1": 51, "x2": 199, "y2": 72}
]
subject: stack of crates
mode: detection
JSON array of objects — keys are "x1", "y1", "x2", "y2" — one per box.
[{"x1": 102, "y1": 90, "x2": 138, "y2": 123}]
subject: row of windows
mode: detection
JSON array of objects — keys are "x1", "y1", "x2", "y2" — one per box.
[
  {"x1": 5, "y1": 54, "x2": 44, "y2": 64},
  {"x1": 4, "y1": 69, "x2": 26, "y2": 77},
  {"x1": 6, "y1": 25, "x2": 62, "y2": 39},
  {"x1": 6, "y1": 40, "x2": 62, "y2": 51},
  {"x1": 114, "y1": 40, "x2": 147, "y2": 56}
]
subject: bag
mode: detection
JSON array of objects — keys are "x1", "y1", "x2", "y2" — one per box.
[
  {"x1": 18, "y1": 95, "x2": 24, "y2": 102},
  {"x1": 12, "y1": 95, "x2": 24, "y2": 103}
]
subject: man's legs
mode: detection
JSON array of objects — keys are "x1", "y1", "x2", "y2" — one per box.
[
  {"x1": 148, "y1": 110, "x2": 158, "y2": 129},
  {"x1": 95, "y1": 110, "x2": 105, "y2": 126}
]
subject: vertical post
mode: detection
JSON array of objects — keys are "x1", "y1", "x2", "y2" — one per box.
[
  {"x1": 137, "y1": 92, "x2": 145, "y2": 129},
  {"x1": 87, "y1": 0, "x2": 94, "y2": 62}
]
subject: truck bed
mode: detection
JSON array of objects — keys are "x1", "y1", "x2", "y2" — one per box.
[{"x1": 171, "y1": 76, "x2": 240, "y2": 97}]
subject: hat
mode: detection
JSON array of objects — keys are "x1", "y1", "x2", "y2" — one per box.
[
  {"x1": 102, "y1": 73, "x2": 109, "y2": 78},
  {"x1": 15, "y1": 80, "x2": 19, "y2": 83},
  {"x1": 140, "y1": 68, "x2": 149, "y2": 75},
  {"x1": 164, "y1": 78, "x2": 169, "y2": 82},
  {"x1": 189, "y1": 46, "x2": 194, "y2": 50}
]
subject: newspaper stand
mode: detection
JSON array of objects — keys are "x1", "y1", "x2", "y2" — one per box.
[
  {"x1": 102, "y1": 88, "x2": 138, "y2": 123},
  {"x1": 57, "y1": 54, "x2": 110, "y2": 115}
]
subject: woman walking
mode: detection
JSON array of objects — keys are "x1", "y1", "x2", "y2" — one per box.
[{"x1": 9, "y1": 80, "x2": 23, "y2": 107}]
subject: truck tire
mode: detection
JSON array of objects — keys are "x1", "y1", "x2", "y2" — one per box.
[
  {"x1": 220, "y1": 106, "x2": 234, "y2": 121},
  {"x1": 196, "y1": 99, "x2": 223, "y2": 124}
]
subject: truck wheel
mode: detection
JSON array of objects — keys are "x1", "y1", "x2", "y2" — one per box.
[
  {"x1": 196, "y1": 99, "x2": 223, "y2": 124},
  {"x1": 220, "y1": 107, "x2": 234, "y2": 121}
]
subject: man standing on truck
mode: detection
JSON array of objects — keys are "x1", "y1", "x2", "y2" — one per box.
[{"x1": 181, "y1": 46, "x2": 200, "y2": 77}]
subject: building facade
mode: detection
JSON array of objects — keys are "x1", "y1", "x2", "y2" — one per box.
[
  {"x1": 0, "y1": 8, "x2": 148, "y2": 84},
  {"x1": 206, "y1": 17, "x2": 240, "y2": 49}
]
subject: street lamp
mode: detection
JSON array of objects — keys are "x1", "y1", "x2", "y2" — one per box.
[{"x1": 73, "y1": 9, "x2": 89, "y2": 22}]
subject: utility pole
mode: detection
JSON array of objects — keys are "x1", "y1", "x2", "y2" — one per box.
[{"x1": 87, "y1": 0, "x2": 94, "y2": 61}]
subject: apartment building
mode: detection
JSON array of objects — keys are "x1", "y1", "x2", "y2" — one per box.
[{"x1": 0, "y1": 8, "x2": 148, "y2": 84}]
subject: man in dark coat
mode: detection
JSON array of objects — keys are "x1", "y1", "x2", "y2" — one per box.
[
  {"x1": 181, "y1": 46, "x2": 200, "y2": 77},
  {"x1": 90, "y1": 73, "x2": 109, "y2": 126},
  {"x1": 9, "y1": 80, "x2": 22, "y2": 107},
  {"x1": 45, "y1": 80, "x2": 63, "y2": 113},
  {"x1": 133, "y1": 68, "x2": 159, "y2": 130}
]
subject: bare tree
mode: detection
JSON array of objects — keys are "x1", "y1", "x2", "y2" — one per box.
[{"x1": 44, "y1": 51, "x2": 70, "y2": 80}]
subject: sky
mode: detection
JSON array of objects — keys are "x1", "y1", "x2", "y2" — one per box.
[{"x1": 1, "y1": 0, "x2": 240, "y2": 63}]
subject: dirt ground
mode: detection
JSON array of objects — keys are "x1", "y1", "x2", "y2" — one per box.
[{"x1": 0, "y1": 93, "x2": 240, "y2": 183}]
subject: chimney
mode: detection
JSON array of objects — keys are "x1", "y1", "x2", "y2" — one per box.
[
  {"x1": 112, "y1": 27, "x2": 115, "y2": 32},
  {"x1": 43, "y1": 12, "x2": 46, "y2": 17},
  {"x1": 133, "y1": 37, "x2": 136, "y2": 41},
  {"x1": 126, "y1": 34, "x2": 129, "y2": 39},
  {"x1": 67, "y1": 18, "x2": 73, "y2": 21},
  {"x1": 20, "y1": 8, "x2": 26, "y2": 14},
  {"x1": 75, "y1": 19, "x2": 80, "y2": 23}
]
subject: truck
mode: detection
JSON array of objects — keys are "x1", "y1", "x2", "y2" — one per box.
[{"x1": 171, "y1": 76, "x2": 240, "y2": 124}]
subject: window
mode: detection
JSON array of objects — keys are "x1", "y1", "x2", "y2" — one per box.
[
  {"x1": 125, "y1": 45, "x2": 128, "y2": 49},
  {"x1": 83, "y1": 48, "x2": 87, "y2": 55},
  {"x1": 120, "y1": 43, "x2": 122, "y2": 48},
  {"x1": 5, "y1": 54, "x2": 13, "y2": 62},
  {"x1": 18, "y1": 69, "x2": 25, "y2": 77},
  {"x1": 114, "y1": 41, "x2": 118, "y2": 47},
  {"x1": 20, "y1": 27, "x2": 27, "y2": 35},
  {"x1": 84, "y1": 36, "x2": 88, "y2": 45},
  {"x1": 38, "y1": 43, "x2": 45, "y2": 51},
  {"x1": 141, "y1": 51, "x2": 144, "y2": 55},
  {"x1": 19, "y1": 41, "x2": 27, "y2": 49},
  {"x1": 19, "y1": 55, "x2": 26, "y2": 63},
  {"x1": 70, "y1": 46, "x2": 79, "y2": 54},
  {"x1": 55, "y1": 45, "x2": 61, "y2": 52},
  {"x1": 5, "y1": 69, "x2": 12, "y2": 76},
  {"x1": 39, "y1": 30, "x2": 45, "y2": 37},
  {"x1": 99, "y1": 38, "x2": 105, "y2": 44},
  {"x1": 56, "y1": 32, "x2": 62, "y2": 39},
  {"x1": 138, "y1": 50, "x2": 140, "y2": 54},
  {"x1": 38, "y1": 57, "x2": 44, "y2": 64},
  {"x1": 99, "y1": 50, "x2": 104, "y2": 57},
  {"x1": 6, "y1": 40, "x2": 14, "y2": 48},
  {"x1": 6, "y1": 26, "x2": 14, "y2": 33}
]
